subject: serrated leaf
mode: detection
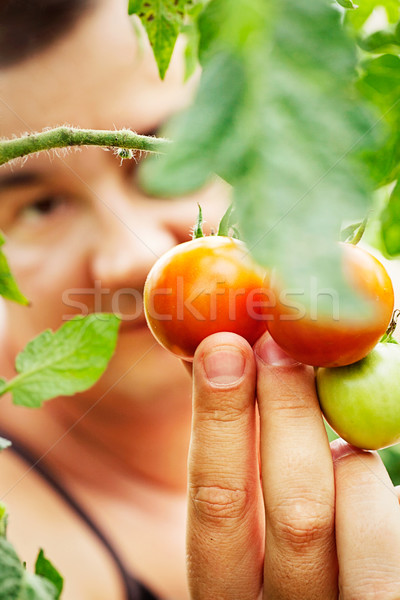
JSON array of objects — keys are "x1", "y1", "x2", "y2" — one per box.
[
  {"x1": 0, "y1": 539, "x2": 59, "y2": 600},
  {"x1": 0, "y1": 538, "x2": 24, "y2": 600},
  {"x1": 34, "y1": 551, "x2": 63, "y2": 600},
  {"x1": 3, "y1": 314, "x2": 120, "y2": 408},
  {"x1": 129, "y1": 0, "x2": 194, "y2": 79},
  {"x1": 0, "y1": 234, "x2": 28, "y2": 306},
  {"x1": 19, "y1": 572, "x2": 58, "y2": 600}
]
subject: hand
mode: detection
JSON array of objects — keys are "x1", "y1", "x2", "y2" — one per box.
[{"x1": 186, "y1": 331, "x2": 400, "y2": 599}]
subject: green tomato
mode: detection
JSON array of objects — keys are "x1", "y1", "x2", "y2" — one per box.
[{"x1": 316, "y1": 342, "x2": 400, "y2": 450}]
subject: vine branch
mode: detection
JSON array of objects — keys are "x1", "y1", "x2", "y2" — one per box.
[{"x1": 0, "y1": 126, "x2": 171, "y2": 166}]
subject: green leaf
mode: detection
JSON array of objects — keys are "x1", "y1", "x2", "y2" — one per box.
[
  {"x1": 361, "y1": 54, "x2": 400, "y2": 95},
  {"x1": 234, "y1": 0, "x2": 377, "y2": 303},
  {"x1": 0, "y1": 504, "x2": 8, "y2": 538},
  {"x1": 34, "y1": 551, "x2": 63, "y2": 600},
  {"x1": 1, "y1": 314, "x2": 120, "y2": 408},
  {"x1": 0, "y1": 233, "x2": 28, "y2": 306},
  {"x1": 345, "y1": 0, "x2": 400, "y2": 31},
  {"x1": 381, "y1": 180, "x2": 400, "y2": 255},
  {"x1": 129, "y1": 0, "x2": 195, "y2": 79},
  {"x1": 0, "y1": 538, "x2": 24, "y2": 600},
  {"x1": 18, "y1": 572, "x2": 58, "y2": 600},
  {"x1": 0, "y1": 520, "x2": 60, "y2": 600},
  {"x1": 336, "y1": 0, "x2": 358, "y2": 9},
  {"x1": 358, "y1": 29, "x2": 400, "y2": 52},
  {"x1": 380, "y1": 443, "x2": 400, "y2": 485},
  {"x1": 128, "y1": 0, "x2": 137, "y2": 13},
  {"x1": 182, "y1": 22, "x2": 200, "y2": 81},
  {"x1": 357, "y1": 53, "x2": 400, "y2": 187},
  {"x1": 139, "y1": 49, "x2": 247, "y2": 195},
  {"x1": 181, "y1": 1, "x2": 206, "y2": 80}
]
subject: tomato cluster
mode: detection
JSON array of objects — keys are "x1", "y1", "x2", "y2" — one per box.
[
  {"x1": 144, "y1": 234, "x2": 394, "y2": 364},
  {"x1": 143, "y1": 214, "x2": 397, "y2": 450}
]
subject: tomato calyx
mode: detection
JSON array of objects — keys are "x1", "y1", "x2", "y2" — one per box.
[
  {"x1": 192, "y1": 203, "x2": 240, "y2": 240},
  {"x1": 380, "y1": 309, "x2": 400, "y2": 344},
  {"x1": 217, "y1": 203, "x2": 240, "y2": 238},
  {"x1": 192, "y1": 203, "x2": 205, "y2": 239},
  {"x1": 340, "y1": 214, "x2": 368, "y2": 245}
]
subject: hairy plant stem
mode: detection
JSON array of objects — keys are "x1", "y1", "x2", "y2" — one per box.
[{"x1": 0, "y1": 126, "x2": 171, "y2": 166}]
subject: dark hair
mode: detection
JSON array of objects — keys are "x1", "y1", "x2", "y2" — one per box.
[{"x1": 0, "y1": 0, "x2": 95, "y2": 68}]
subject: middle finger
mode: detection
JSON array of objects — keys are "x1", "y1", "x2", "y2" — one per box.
[{"x1": 255, "y1": 334, "x2": 338, "y2": 600}]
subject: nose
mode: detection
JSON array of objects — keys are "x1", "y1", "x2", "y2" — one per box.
[{"x1": 90, "y1": 201, "x2": 179, "y2": 291}]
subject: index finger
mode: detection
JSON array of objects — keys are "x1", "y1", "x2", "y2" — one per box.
[
  {"x1": 187, "y1": 332, "x2": 264, "y2": 600},
  {"x1": 255, "y1": 334, "x2": 338, "y2": 600}
]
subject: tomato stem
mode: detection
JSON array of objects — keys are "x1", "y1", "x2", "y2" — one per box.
[
  {"x1": 0, "y1": 126, "x2": 170, "y2": 166},
  {"x1": 381, "y1": 309, "x2": 400, "y2": 344}
]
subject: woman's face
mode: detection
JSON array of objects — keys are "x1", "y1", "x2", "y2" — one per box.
[{"x1": 0, "y1": 1, "x2": 227, "y2": 404}]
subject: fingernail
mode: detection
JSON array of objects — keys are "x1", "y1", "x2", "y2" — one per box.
[
  {"x1": 203, "y1": 348, "x2": 245, "y2": 385},
  {"x1": 257, "y1": 336, "x2": 298, "y2": 366}
]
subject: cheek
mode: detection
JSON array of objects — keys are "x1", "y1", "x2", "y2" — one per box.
[
  {"x1": 98, "y1": 330, "x2": 192, "y2": 406},
  {"x1": 5, "y1": 241, "x2": 93, "y2": 334}
]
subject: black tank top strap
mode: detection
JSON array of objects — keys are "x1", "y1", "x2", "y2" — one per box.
[{"x1": 3, "y1": 434, "x2": 160, "y2": 600}]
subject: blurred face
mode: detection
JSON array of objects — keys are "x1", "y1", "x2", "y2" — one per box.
[{"x1": 0, "y1": 0, "x2": 227, "y2": 405}]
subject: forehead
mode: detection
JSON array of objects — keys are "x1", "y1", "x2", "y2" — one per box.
[{"x1": 0, "y1": 1, "x2": 194, "y2": 139}]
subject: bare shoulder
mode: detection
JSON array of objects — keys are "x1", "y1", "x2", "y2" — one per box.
[{"x1": 0, "y1": 449, "x2": 126, "y2": 600}]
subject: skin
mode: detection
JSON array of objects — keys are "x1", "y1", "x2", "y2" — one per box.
[
  {"x1": 189, "y1": 332, "x2": 400, "y2": 599},
  {"x1": 0, "y1": 2, "x2": 226, "y2": 598},
  {"x1": 0, "y1": 1, "x2": 399, "y2": 599}
]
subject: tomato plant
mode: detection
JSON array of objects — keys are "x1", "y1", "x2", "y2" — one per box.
[
  {"x1": 143, "y1": 235, "x2": 269, "y2": 360},
  {"x1": 267, "y1": 243, "x2": 394, "y2": 367},
  {"x1": 316, "y1": 340, "x2": 400, "y2": 450}
]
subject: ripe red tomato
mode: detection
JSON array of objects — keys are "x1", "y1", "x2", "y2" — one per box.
[
  {"x1": 143, "y1": 236, "x2": 269, "y2": 360},
  {"x1": 267, "y1": 243, "x2": 394, "y2": 367}
]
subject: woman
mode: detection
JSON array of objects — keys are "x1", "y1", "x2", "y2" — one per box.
[{"x1": 0, "y1": 1, "x2": 399, "y2": 599}]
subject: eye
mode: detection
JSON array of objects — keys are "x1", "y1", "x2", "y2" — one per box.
[
  {"x1": 27, "y1": 195, "x2": 63, "y2": 213},
  {"x1": 18, "y1": 194, "x2": 69, "y2": 222}
]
